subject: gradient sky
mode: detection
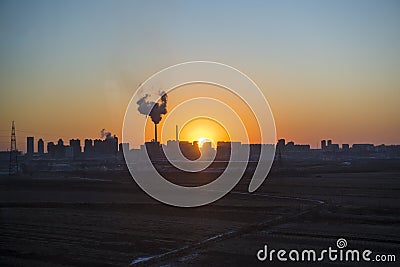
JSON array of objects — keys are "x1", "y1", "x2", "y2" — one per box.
[
  {"x1": 1, "y1": 0, "x2": 399, "y2": 151},
  {"x1": 141, "y1": 83, "x2": 263, "y2": 148}
]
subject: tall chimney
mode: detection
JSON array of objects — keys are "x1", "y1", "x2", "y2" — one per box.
[
  {"x1": 175, "y1": 125, "x2": 178, "y2": 141},
  {"x1": 154, "y1": 123, "x2": 158, "y2": 143}
]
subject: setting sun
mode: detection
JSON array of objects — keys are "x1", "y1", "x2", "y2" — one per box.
[
  {"x1": 198, "y1": 137, "x2": 213, "y2": 147},
  {"x1": 178, "y1": 117, "x2": 230, "y2": 147}
]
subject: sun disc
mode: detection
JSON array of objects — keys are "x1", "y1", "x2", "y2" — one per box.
[{"x1": 198, "y1": 137, "x2": 213, "y2": 147}]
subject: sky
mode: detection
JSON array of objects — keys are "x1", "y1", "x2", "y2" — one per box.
[
  {"x1": 0, "y1": 0, "x2": 399, "y2": 151},
  {"x1": 139, "y1": 83, "x2": 264, "y2": 148}
]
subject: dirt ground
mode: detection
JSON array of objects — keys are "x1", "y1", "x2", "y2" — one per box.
[{"x1": 0, "y1": 166, "x2": 399, "y2": 266}]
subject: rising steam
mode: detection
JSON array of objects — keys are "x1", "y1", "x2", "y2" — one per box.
[
  {"x1": 100, "y1": 128, "x2": 112, "y2": 139},
  {"x1": 136, "y1": 91, "x2": 168, "y2": 124}
]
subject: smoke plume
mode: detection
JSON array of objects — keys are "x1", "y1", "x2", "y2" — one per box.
[
  {"x1": 100, "y1": 129, "x2": 112, "y2": 139},
  {"x1": 136, "y1": 91, "x2": 168, "y2": 124}
]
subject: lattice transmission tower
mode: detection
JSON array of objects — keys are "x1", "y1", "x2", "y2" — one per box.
[{"x1": 9, "y1": 120, "x2": 18, "y2": 175}]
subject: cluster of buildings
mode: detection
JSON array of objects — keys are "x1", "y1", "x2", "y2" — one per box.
[
  {"x1": 0, "y1": 135, "x2": 398, "y2": 175},
  {"x1": 23, "y1": 135, "x2": 400, "y2": 161},
  {"x1": 25, "y1": 135, "x2": 124, "y2": 159},
  {"x1": 276, "y1": 138, "x2": 400, "y2": 159},
  {"x1": 277, "y1": 139, "x2": 310, "y2": 153},
  {"x1": 128, "y1": 140, "x2": 275, "y2": 163},
  {"x1": 2, "y1": 119, "x2": 398, "y2": 174}
]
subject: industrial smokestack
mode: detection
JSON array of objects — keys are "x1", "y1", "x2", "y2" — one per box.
[
  {"x1": 136, "y1": 91, "x2": 167, "y2": 142},
  {"x1": 155, "y1": 124, "x2": 158, "y2": 143}
]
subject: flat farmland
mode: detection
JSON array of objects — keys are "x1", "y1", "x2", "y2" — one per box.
[{"x1": 0, "y1": 168, "x2": 399, "y2": 266}]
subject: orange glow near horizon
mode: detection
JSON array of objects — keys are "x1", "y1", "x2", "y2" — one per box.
[
  {"x1": 3, "y1": 75, "x2": 400, "y2": 152},
  {"x1": 179, "y1": 118, "x2": 230, "y2": 147},
  {"x1": 144, "y1": 83, "x2": 262, "y2": 146}
]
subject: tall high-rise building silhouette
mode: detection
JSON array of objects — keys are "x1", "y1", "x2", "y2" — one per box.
[
  {"x1": 38, "y1": 138, "x2": 44, "y2": 154},
  {"x1": 277, "y1": 139, "x2": 286, "y2": 151},
  {"x1": 84, "y1": 139, "x2": 94, "y2": 154},
  {"x1": 321, "y1": 140, "x2": 327, "y2": 150},
  {"x1": 69, "y1": 139, "x2": 81, "y2": 157},
  {"x1": 27, "y1": 136, "x2": 34, "y2": 155}
]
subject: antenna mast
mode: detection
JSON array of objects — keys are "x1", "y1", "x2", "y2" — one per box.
[{"x1": 9, "y1": 121, "x2": 18, "y2": 175}]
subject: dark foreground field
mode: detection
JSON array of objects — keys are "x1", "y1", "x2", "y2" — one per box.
[{"x1": 0, "y1": 164, "x2": 399, "y2": 266}]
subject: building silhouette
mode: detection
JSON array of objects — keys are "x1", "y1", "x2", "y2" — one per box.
[
  {"x1": 84, "y1": 139, "x2": 94, "y2": 154},
  {"x1": 93, "y1": 135, "x2": 118, "y2": 155},
  {"x1": 27, "y1": 137, "x2": 34, "y2": 155},
  {"x1": 321, "y1": 140, "x2": 327, "y2": 150},
  {"x1": 321, "y1": 139, "x2": 339, "y2": 151},
  {"x1": 215, "y1": 142, "x2": 241, "y2": 160},
  {"x1": 119, "y1": 143, "x2": 130, "y2": 153},
  {"x1": 69, "y1": 139, "x2": 81, "y2": 158},
  {"x1": 145, "y1": 141, "x2": 163, "y2": 161},
  {"x1": 352, "y1": 144, "x2": 374, "y2": 152},
  {"x1": 47, "y1": 139, "x2": 66, "y2": 158},
  {"x1": 179, "y1": 141, "x2": 200, "y2": 160},
  {"x1": 38, "y1": 138, "x2": 44, "y2": 155}
]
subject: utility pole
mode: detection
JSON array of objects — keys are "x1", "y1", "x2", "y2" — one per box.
[{"x1": 9, "y1": 121, "x2": 18, "y2": 175}]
